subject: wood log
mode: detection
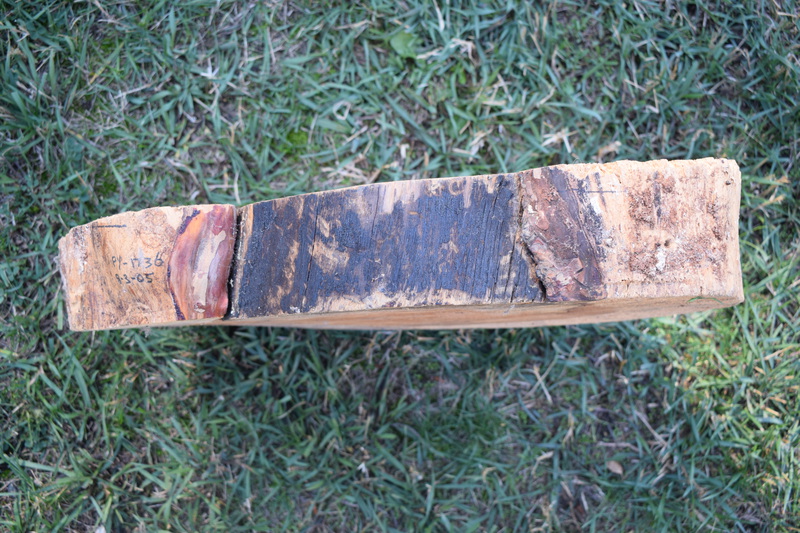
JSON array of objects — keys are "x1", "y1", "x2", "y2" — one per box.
[
  {"x1": 58, "y1": 158, "x2": 743, "y2": 331},
  {"x1": 58, "y1": 205, "x2": 236, "y2": 330}
]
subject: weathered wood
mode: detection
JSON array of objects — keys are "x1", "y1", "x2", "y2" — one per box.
[
  {"x1": 59, "y1": 205, "x2": 236, "y2": 331},
  {"x1": 230, "y1": 173, "x2": 542, "y2": 318},
  {"x1": 58, "y1": 158, "x2": 744, "y2": 331}
]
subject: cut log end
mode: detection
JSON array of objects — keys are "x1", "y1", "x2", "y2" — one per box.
[
  {"x1": 58, "y1": 205, "x2": 236, "y2": 331},
  {"x1": 58, "y1": 158, "x2": 743, "y2": 331}
]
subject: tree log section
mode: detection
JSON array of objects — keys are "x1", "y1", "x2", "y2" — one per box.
[
  {"x1": 59, "y1": 158, "x2": 743, "y2": 331},
  {"x1": 59, "y1": 205, "x2": 236, "y2": 331}
]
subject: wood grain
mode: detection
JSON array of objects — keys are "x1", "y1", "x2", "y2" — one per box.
[
  {"x1": 229, "y1": 173, "x2": 542, "y2": 319},
  {"x1": 59, "y1": 158, "x2": 744, "y2": 331},
  {"x1": 58, "y1": 205, "x2": 236, "y2": 331}
]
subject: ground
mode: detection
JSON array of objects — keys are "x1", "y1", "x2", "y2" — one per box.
[{"x1": 1, "y1": 0, "x2": 799, "y2": 531}]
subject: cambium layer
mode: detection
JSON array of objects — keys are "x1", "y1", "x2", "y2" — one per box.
[{"x1": 58, "y1": 158, "x2": 744, "y2": 331}]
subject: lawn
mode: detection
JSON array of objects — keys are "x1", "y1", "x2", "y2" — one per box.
[{"x1": 1, "y1": 0, "x2": 798, "y2": 531}]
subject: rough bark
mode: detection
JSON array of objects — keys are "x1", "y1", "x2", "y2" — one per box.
[{"x1": 59, "y1": 158, "x2": 744, "y2": 331}]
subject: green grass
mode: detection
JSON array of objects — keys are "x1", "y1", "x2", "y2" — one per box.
[{"x1": 1, "y1": 0, "x2": 798, "y2": 530}]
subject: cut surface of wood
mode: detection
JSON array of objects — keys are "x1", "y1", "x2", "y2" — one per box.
[
  {"x1": 58, "y1": 158, "x2": 744, "y2": 331},
  {"x1": 59, "y1": 205, "x2": 236, "y2": 331}
]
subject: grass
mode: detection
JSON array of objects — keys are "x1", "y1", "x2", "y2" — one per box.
[{"x1": 1, "y1": 0, "x2": 798, "y2": 530}]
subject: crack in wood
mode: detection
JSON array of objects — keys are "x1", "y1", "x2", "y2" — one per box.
[{"x1": 516, "y1": 172, "x2": 548, "y2": 303}]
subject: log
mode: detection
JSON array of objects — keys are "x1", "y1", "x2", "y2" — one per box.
[
  {"x1": 58, "y1": 158, "x2": 743, "y2": 331},
  {"x1": 58, "y1": 205, "x2": 237, "y2": 330}
]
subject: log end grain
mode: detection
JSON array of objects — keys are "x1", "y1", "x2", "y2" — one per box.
[{"x1": 58, "y1": 205, "x2": 236, "y2": 331}]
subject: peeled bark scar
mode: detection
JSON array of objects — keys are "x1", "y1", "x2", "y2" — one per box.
[{"x1": 58, "y1": 158, "x2": 744, "y2": 331}]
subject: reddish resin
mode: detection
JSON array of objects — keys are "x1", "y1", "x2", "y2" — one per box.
[{"x1": 168, "y1": 205, "x2": 236, "y2": 321}]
